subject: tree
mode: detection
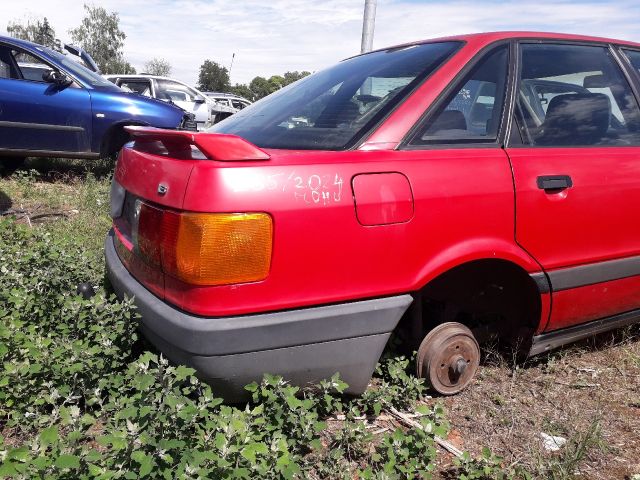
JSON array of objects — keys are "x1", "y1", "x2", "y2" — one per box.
[
  {"x1": 197, "y1": 60, "x2": 230, "y2": 92},
  {"x1": 229, "y1": 83, "x2": 254, "y2": 101},
  {"x1": 7, "y1": 16, "x2": 62, "y2": 51},
  {"x1": 144, "y1": 58, "x2": 171, "y2": 77},
  {"x1": 246, "y1": 71, "x2": 312, "y2": 101},
  {"x1": 69, "y1": 4, "x2": 133, "y2": 74},
  {"x1": 110, "y1": 58, "x2": 136, "y2": 75},
  {"x1": 283, "y1": 70, "x2": 311, "y2": 86},
  {"x1": 248, "y1": 76, "x2": 273, "y2": 100},
  {"x1": 219, "y1": 71, "x2": 313, "y2": 102}
]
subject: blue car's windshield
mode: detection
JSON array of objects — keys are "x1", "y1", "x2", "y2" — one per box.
[
  {"x1": 208, "y1": 41, "x2": 461, "y2": 150},
  {"x1": 44, "y1": 48, "x2": 118, "y2": 89}
]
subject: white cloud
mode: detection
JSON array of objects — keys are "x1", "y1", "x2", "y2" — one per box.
[{"x1": 2, "y1": 0, "x2": 640, "y2": 87}]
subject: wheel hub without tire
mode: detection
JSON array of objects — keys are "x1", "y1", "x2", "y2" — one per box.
[{"x1": 417, "y1": 322, "x2": 480, "y2": 395}]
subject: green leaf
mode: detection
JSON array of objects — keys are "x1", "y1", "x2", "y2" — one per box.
[
  {"x1": 131, "y1": 451, "x2": 154, "y2": 477},
  {"x1": 7, "y1": 446, "x2": 30, "y2": 462},
  {"x1": 54, "y1": 454, "x2": 81, "y2": 469},
  {"x1": 39, "y1": 425, "x2": 59, "y2": 447},
  {"x1": 241, "y1": 442, "x2": 268, "y2": 463},
  {"x1": 244, "y1": 381, "x2": 258, "y2": 393}
]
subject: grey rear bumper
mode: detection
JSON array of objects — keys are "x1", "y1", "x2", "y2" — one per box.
[{"x1": 105, "y1": 232, "x2": 412, "y2": 401}]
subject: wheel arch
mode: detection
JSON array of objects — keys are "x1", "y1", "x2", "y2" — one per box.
[
  {"x1": 401, "y1": 239, "x2": 548, "y2": 352},
  {"x1": 412, "y1": 237, "x2": 542, "y2": 290}
]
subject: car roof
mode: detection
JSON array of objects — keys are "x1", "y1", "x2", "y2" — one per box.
[
  {"x1": 104, "y1": 74, "x2": 174, "y2": 80},
  {"x1": 205, "y1": 92, "x2": 248, "y2": 98},
  {"x1": 369, "y1": 31, "x2": 640, "y2": 53},
  {"x1": 204, "y1": 92, "x2": 252, "y2": 102},
  {"x1": 0, "y1": 34, "x2": 43, "y2": 50}
]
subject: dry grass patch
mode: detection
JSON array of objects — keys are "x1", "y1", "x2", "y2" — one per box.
[{"x1": 435, "y1": 329, "x2": 640, "y2": 479}]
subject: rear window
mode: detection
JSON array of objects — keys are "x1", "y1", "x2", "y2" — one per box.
[{"x1": 208, "y1": 42, "x2": 461, "y2": 150}]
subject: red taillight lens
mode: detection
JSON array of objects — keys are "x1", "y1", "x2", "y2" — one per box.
[
  {"x1": 130, "y1": 200, "x2": 273, "y2": 286},
  {"x1": 134, "y1": 201, "x2": 164, "y2": 266}
]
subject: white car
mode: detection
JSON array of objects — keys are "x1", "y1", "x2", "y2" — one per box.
[
  {"x1": 105, "y1": 74, "x2": 215, "y2": 130},
  {"x1": 203, "y1": 92, "x2": 252, "y2": 123}
]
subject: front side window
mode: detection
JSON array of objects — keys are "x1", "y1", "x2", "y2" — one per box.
[
  {"x1": 514, "y1": 44, "x2": 640, "y2": 146},
  {"x1": 0, "y1": 46, "x2": 53, "y2": 82},
  {"x1": 12, "y1": 49, "x2": 53, "y2": 82},
  {"x1": 43, "y1": 48, "x2": 116, "y2": 89},
  {"x1": 409, "y1": 45, "x2": 508, "y2": 145},
  {"x1": 155, "y1": 79, "x2": 204, "y2": 103},
  {"x1": 209, "y1": 41, "x2": 462, "y2": 150},
  {"x1": 120, "y1": 79, "x2": 152, "y2": 97}
]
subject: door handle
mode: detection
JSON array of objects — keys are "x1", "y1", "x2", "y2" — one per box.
[{"x1": 537, "y1": 175, "x2": 573, "y2": 191}]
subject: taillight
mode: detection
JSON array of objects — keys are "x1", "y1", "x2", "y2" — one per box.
[
  {"x1": 134, "y1": 202, "x2": 164, "y2": 266},
  {"x1": 129, "y1": 199, "x2": 273, "y2": 286}
]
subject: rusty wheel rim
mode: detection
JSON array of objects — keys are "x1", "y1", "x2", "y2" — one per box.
[{"x1": 417, "y1": 322, "x2": 480, "y2": 395}]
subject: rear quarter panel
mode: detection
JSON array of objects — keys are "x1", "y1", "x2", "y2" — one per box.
[{"x1": 161, "y1": 147, "x2": 537, "y2": 316}]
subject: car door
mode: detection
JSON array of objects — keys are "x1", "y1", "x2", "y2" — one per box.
[
  {"x1": 0, "y1": 43, "x2": 92, "y2": 154},
  {"x1": 506, "y1": 42, "x2": 640, "y2": 330}
]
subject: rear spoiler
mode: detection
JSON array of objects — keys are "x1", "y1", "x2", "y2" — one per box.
[{"x1": 124, "y1": 126, "x2": 270, "y2": 161}]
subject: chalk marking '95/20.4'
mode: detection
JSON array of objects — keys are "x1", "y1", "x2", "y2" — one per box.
[{"x1": 225, "y1": 169, "x2": 344, "y2": 206}]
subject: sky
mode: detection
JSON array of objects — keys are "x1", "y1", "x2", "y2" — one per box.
[{"x1": 2, "y1": 0, "x2": 640, "y2": 88}]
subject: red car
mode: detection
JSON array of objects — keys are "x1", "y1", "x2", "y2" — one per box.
[{"x1": 106, "y1": 32, "x2": 640, "y2": 400}]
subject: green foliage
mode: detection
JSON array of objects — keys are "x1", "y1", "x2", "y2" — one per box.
[
  {"x1": 358, "y1": 355, "x2": 427, "y2": 415},
  {"x1": 6, "y1": 16, "x2": 62, "y2": 51},
  {"x1": 0, "y1": 219, "x2": 138, "y2": 429},
  {"x1": 283, "y1": 71, "x2": 311, "y2": 85},
  {"x1": 453, "y1": 448, "x2": 521, "y2": 480},
  {"x1": 69, "y1": 4, "x2": 135, "y2": 74},
  {"x1": 229, "y1": 70, "x2": 311, "y2": 101},
  {"x1": 229, "y1": 83, "x2": 254, "y2": 100},
  {"x1": 197, "y1": 60, "x2": 230, "y2": 92},
  {"x1": 247, "y1": 76, "x2": 273, "y2": 100},
  {"x1": 144, "y1": 58, "x2": 172, "y2": 77},
  {"x1": 245, "y1": 374, "x2": 326, "y2": 454}
]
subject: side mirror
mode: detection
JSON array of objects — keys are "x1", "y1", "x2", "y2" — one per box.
[
  {"x1": 194, "y1": 97, "x2": 206, "y2": 104},
  {"x1": 42, "y1": 70, "x2": 72, "y2": 87}
]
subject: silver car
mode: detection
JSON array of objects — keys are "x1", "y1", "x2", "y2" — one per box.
[
  {"x1": 105, "y1": 74, "x2": 215, "y2": 130},
  {"x1": 203, "y1": 92, "x2": 252, "y2": 123}
]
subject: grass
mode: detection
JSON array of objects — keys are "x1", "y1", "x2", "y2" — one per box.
[{"x1": 2, "y1": 159, "x2": 640, "y2": 479}]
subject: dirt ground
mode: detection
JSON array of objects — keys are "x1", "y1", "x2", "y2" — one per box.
[{"x1": 433, "y1": 327, "x2": 640, "y2": 479}]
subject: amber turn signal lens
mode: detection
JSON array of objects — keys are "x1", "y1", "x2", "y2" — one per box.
[{"x1": 163, "y1": 212, "x2": 273, "y2": 286}]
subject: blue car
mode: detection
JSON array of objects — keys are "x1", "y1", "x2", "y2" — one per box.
[{"x1": 0, "y1": 35, "x2": 195, "y2": 170}]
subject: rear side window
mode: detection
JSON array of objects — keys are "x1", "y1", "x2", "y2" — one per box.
[
  {"x1": 409, "y1": 45, "x2": 509, "y2": 145},
  {"x1": 209, "y1": 42, "x2": 462, "y2": 150},
  {"x1": 514, "y1": 44, "x2": 640, "y2": 147}
]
